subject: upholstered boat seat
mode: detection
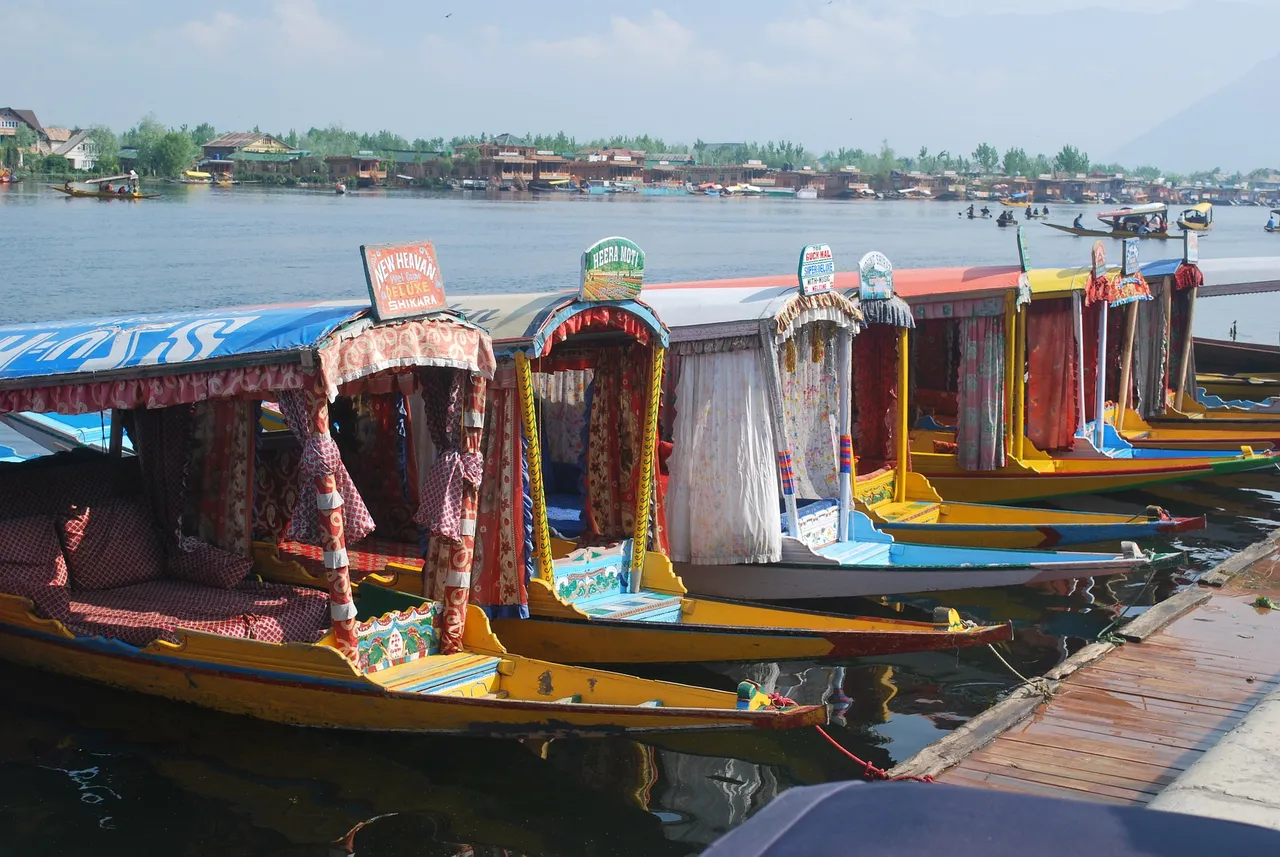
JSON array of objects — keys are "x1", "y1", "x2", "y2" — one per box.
[{"x1": 64, "y1": 579, "x2": 330, "y2": 648}]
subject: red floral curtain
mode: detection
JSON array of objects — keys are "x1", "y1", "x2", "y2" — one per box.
[
  {"x1": 184, "y1": 399, "x2": 255, "y2": 556},
  {"x1": 1026, "y1": 298, "x2": 1078, "y2": 451},
  {"x1": 852, "y1": 324, "x2": 899, "y2": 471},
  {"x1": 585, "y1": 345, "x2": 647, "y2": 542},
  {"x1": 470, "y1": 369, "x2": 529, "y2": 617}
]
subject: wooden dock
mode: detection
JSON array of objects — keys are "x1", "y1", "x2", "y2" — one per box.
[{"x1": 890, "y1": 533, "x2": 1280, "y2": 805}]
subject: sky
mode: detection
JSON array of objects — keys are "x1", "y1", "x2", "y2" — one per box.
[{"x1": 7, "y1": 0, "x2": 1277, "y2": 169}]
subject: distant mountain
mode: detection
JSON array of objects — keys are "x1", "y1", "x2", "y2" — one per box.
[{"x1": 1109, "y1": 52, "x2": 1280, "y2": 173}]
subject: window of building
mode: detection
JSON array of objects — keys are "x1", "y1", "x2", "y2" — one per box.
[{"x1": 1, "y1": 119, "x2": 19, "y2": 129}]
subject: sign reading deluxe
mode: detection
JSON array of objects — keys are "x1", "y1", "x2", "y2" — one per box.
[{"x1": 360, "y1": 242, "x2": 447, "y2": 322}]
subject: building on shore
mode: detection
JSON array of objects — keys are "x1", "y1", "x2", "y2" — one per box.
[
  {"x1": 0, "y1": 108, "x2": 47, "y2": 166},
  {"x1": 200, "y1": 132, "x2": 303, "y2": 178},
  {"x1": 325, "y1": 151, "x2": 386, "y2": 186}
]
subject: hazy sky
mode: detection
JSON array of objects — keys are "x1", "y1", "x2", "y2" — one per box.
[{"x1": 8, "y1": 0, "x2": 1276, "y2": 165}]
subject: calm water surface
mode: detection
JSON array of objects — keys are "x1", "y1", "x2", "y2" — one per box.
[{"x1": 2, "y1": 183, "x2": 1280, "y2": 855}]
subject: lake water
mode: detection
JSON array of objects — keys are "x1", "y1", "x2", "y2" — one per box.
[{"x1": 2, "y1": 182, "x2": 1280, "y2": 855}]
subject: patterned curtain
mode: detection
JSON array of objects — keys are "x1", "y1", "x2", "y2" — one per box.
[
  {"x1": 585, "y1": 346, "x2": 646, "y2": 542},
  {"x1": 130, "y1": 404, "x2": 193, "y2": 549},
  {"x1": 470, "y1": 369, "x2": 530, "y2": 618},
  {"x1": 254, "y1": 440, "x2": 300, "y2": 542},
  {"x1": 347, "y1": 393, "x2": 419, "y2": 543},
  {"x1": 277, "y1": 389, "x2": 375, "y2": 547},
  {"x1": 184, "y1": 399, "x2": 256, "y2": 556},
  {"x1": 1081, "y1": 301, "x2": 1127, "y2": 421},
  {"x1": 1135, "y1": 281, "x2": 1171, "y2": 418},
  {"x1": 1026, "y1": 298, "x2": 1078, "y2": 452},
  {"x1": 780, "y1": 324, "x2": 840, "y2": 499},
  {"x1": 533, "y1": 369, "x2": 593, "y2": 468},
  {"x1": 956, "y1": 315, "x2": 1006, "y2": 471},
  {"x1": 852, "y1": 324, "x2": 899, "y2": 470}
]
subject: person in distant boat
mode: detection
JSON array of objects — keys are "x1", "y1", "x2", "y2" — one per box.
[
  {"x1": 1267, "y1": 212, "x2": 1278, "y2": 230},
  {"x1": 980, "y1": 205, "x2": 990, "y2": 217},
  {"x1": 63, "y1": 180, "x2": 72, "y2": 190},
  {"x1": 1043, "y1": 205, "x2": 1050, "y2": 215},
  {"x1": 1073, "y1": 213, "x2": 1084, "y2": 229},
  {"x1": 966, "y1": 203, "x2": 975, "y2": 218},
  {"x1": 118, "y1": 185, "x2": 128, "y2": 195}
]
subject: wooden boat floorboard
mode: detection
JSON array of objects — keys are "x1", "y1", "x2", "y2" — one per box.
[{"x1": 933, "y1": 545, "x2": 1280, "y2": 804}]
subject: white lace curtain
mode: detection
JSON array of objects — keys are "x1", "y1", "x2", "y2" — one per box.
[
  {"x1": 667, "y1": 348, "x2": 781, "y2": 565},
  {"x1": 780, "y1": 324, "x2": 841, "y2": 500}
]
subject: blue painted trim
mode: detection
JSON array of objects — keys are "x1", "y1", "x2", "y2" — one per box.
[{"x1": 522, "y1": 300, "x2": 670, "y2": 357}]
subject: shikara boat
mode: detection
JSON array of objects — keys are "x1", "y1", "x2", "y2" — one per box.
[
  {"x1": 640, "y1": 248, "x2": 1171, "y2": 600},
  {"x1": 278, "y1": 237, "x2": 1008, "y2": 662},
  {"x1": 0, "y1": 287, "x2": 819, "y2": 735},
  {"x1": 1197, "y1": 373, "x2": 1280, "y2": 402},
  {"x1": 1266, "y1": 209, "x2": 1280, "y2": 233},
  {"x1": 1177, "y1": 201, "x2": 1213, "y2": 232},
  {"x1": 1043, "y1": 202, "x2": 1177, "y2": 240},
  {"x1": 51, "y1": 173, "x2": 158, "y2": 199}
]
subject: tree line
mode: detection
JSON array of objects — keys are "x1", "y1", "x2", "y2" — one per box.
[{"x1": 4, "y1": 114, "x2": 1266, "y2": 185}]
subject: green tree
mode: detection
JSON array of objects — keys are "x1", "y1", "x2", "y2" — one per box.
[
  {"x1": 189, "y1": 122, "x2": 218, "y2": 147},
  {"x1": 122, "y1": 114, "x2": 167, "y2": 174},
  {"x1": 1031, "y1": 153, "x2": 1052, "y2": 176},
  {"x1": 152, "y1": 130, "x2": 197, "y2": 177},
  {"x1": 1002, "y1": 146, "x2": 1030, "y2": 176},
  {"x1": 1052, "y1": 144, "x2": 1090, "y2": 175},
  {"x1": 972, "y1": 142, "x2": 999, "y2": 174},
  {"x1": 87, "y1": 125, "x2": 119, "y2": 174}
]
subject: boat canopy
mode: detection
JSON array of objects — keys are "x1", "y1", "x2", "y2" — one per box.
[
  {"x1": 1097, "y1": 202, "x2": 1167, "y2": 222},
  {"x1": 1182, "y1": 202, "x2": 1213, "y2": 216},
  {"x1": 81, "y1": 174, "x2": 135, "y2": 185},
  {"x1": 0, "y1": 300, "x2": 495, "y2": 411},
  {"x1": 449, "y1": 291, "x2": 667, "y2": 357}
]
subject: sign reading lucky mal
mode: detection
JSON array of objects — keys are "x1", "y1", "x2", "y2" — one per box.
[
  {"x1": 797, "y1": 243, "x2": 835, "y2": 295},
  {"x1": 360, "y1": 241, "x2": 447, "y2": 323},
  {"x1": 580, "y1": 237, "x2": 645, "y2": 301}
]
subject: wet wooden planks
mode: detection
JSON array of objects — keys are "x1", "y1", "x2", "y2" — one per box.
[{"x1": 938, "y1": 572, "x2": 1280, "y2": 805}]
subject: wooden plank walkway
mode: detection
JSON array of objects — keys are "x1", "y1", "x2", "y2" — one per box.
[{"x1": 933, "y1": 547, "x2": 1280, "y2": 805}]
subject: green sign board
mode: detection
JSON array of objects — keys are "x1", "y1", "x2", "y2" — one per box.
[{"x1": 580, "y1": 237, "x2": 645, "y2": 302}]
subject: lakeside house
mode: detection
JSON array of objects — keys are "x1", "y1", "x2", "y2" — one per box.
[
  {"x1": 325, "y1": 151, "x2": 386, "y2": 186},
  {"x1": 200, "y1": 132, "x2": 304, "y2": 178}
]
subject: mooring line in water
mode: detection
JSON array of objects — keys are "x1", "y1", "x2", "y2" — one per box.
[
  {"x1": 986, "y1": 644, "x2": 1054, "y2": 702},
  {"x1": 813, "y1": 725, "x2": 935, "y2": 783}
]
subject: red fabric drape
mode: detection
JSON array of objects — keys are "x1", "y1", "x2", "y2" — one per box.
[
  {"x1": 1026, "y1": 298, "x2": 1078, "y2": 451},
  {"x1": 852, "y1": 325, "x2": 899, "y2": 472},
  {"x1": 185, "y1": 399, "x2": 255, "y2": 556},
  {"x1": 585, "y1": 346, "x2": 646, "y2": 542},
  {"x1": 545, "y1": 307, "x2": 652, "y2": 354},
  {"x1": 470, "y1": 378, "x2": 528, "y2": 613},
  {"x1": 348, "y1": 393, "x2": 419, "y2": 543}
]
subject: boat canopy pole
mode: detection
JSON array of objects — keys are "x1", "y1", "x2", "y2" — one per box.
[
  {"x1": 894, "y1": 327, "x2": 911, "y2": 503},
  {"x1": 108, "y1": 409, "x2": 124, "y2": 457},
  {"x1": 515, "y1": 353, "x2": 554, "y2": 583},
  {"x1": 1003, "y1": 293, "x2": 1017, "y2": 459},
  {"x1": 1160, "y1": 276, "x2": 1173, "y2": 415},
  {"x1": 1116, "y1": 299, "x2": 1140, "y2": 428},
  {"x1": 1073, "y1": 291, "x2": 1086, "y2": 435},
  {"x1": 837, "y1": 327, "x2": 854, "y2": 542},
  {"x1": 1012, "y1": 303, "x2": 1028, "y2": 460},
  {"x1": 1094, "y1": 299, "x2": 1110, "y2": 448},
  {"x1": 628, "y1": 345, "x2": 665, "y2": 594},
  {"x1": 761, "y1": 328, "x2": 800, "y2": 537},
  {"x1": 1175, "y1": 285, "x2": 1199, "y2": 412}
]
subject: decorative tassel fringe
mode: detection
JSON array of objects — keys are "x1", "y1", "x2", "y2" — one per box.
[
  {"x1": 785, "y1": 339, "x2": 797, "y2": 373},
  {"x1": 1175, "y1": 263, "x2": 1203, "y2": 291}
]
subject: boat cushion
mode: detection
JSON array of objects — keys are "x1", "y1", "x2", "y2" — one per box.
[
  {"x1": 0, "y1": 514, "x2": 72, "y2": 621},
  {"x1": 168, "y1": 537, "x2": 253, "y2": 590},
  {"x1": 65, "y1": 579, "x2": 330, "y2": 647},
  {"x1": 0, "y1": 450, "x2": 141, "y2": 522},
  {"x1": 61, "y1": 498, "x2": 166, "y2": 591},
  {"x1": 546, "y1": 493, "x2": 586, "y2": 538}
]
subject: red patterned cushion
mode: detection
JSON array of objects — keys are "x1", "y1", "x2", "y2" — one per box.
[
  {"x1": 65, "y1": 579, "x2": 329, "y2": 647},
  {"x1": 168, "y1": 537, "x2": 252, "y2": 590},
  {"x1": 0, "y1": 515, "x2": 72, "y2": 621},
  {"x1": 62, "y1": 499, "x2": 165, "y2": 591}
]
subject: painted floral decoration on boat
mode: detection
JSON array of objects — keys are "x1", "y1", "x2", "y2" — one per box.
[{"x1": 356, "y1": 604, "x2": 440, "y2": 674}]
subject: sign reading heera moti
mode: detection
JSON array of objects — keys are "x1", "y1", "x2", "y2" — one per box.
[
  {"x1": 360, "y1": 242, "x2": 446, "y2": 322},
  {"x1": 580, "y1": 237, "x2": 645, "y2": 301},
  {"x1": 797, "y1": 244, "x2": 836, "y2": 295}
]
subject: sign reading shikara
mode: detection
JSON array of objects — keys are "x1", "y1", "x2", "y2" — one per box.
[
  {"x1": 580, "y1": 237, "x2": 645, "y2": 302},
  {"x1": 797, "y1": 243, "x2": 836, "y2": 295},
  {"x1": 360, "y1": 241, "x2": 447, "y2": 323}
]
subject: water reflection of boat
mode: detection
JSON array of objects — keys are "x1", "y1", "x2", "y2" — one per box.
[{"x1": 0, "y1": 663, "x2": 686, "y2": 857}]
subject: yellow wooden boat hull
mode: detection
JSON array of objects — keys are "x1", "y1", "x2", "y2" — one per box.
[
  {"x1": 857, "y1": 469, "x2": 1203, "y2": 549},
  {"x1": 0, "y1": 596, "x2": 821, "y2": 737},
  {"x1": 908, "y1": 434, "x2": 1275, "y2": 503},
  {"x1": 282, "y1": 547, "x2": 1010, "y2": 665},
  {"x1": 1197, "y1": 373, "x2": 1280, "y2": 401},
  {"x1": 1000, "y1": 200, "x2": 1031, "y2": 208},
  {"x1": 1123, "y1": 407, "x2": 1280, "y2": 449},
  {"x1": 51, "y1": 185, "x2": 158, "y2": 200}
]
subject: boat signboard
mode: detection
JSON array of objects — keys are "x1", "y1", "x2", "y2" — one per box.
[
  {"x1": 360, "y1": 241, "x2": 447, "y2": 323},
  {"x1": 858, "y1": 251, "x2": 894, "y2": 300},
  {"x1": 797, "y1": 243, "x2": 836, "y2": 295},
  {"x1": 1184, "y1": 230, "x2": 1199, "y2": 265},
  {"x1": 1122, "y1": 237, "x2": 1140, "y2": 276},
  {"x1": 580, "y1": 236, "x2": 645, "y2": 301},
  {"x1": 1091, "y1": 240, "x2": 1106, "y2": 279}
]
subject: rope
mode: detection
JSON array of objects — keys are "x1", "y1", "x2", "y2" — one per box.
[
  {"x1": 814, "y1": 725, "x2": 934, "y2": 783},
  {"x1": 987, "y1": 643, "x2": 1053, "y2": 702},
  {"x1": 1096, "y1": 564, "x2": 1159, "y2": 643}
]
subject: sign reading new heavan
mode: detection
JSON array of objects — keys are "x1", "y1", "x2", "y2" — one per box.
[
  {"x1": 797, "y1": 243, "x2": 835, "y2": 295},
  {"x1": 858, "y1": 251, "x2": 894, "y2": 300},
  {"x1": 360, "y1": 241, "x2": 447, "y2": 323},
  {"x1": 580, "y1": 236, "x2": 645, "y2": 301}
]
